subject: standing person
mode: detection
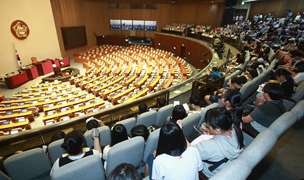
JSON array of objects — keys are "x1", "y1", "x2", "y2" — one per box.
[
  {"x1": 194, "y1": 107, "x2": 244, "y2": 178},
  {"x1": 152, "y1": 121, "x2": 203, "y2": 180},
  {"x1": 50, "y1": 130, "x2": 102, "y2": 174}
]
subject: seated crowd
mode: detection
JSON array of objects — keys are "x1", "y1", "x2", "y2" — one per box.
[{"x1": 1, "y1": 10, "x2": 304, "y2": 180}]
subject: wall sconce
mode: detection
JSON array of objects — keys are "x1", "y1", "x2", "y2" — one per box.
[
  {"x1": 158, "y1": 43, "x2": 161, "y2": 46},
  {"x1": 182, "y1": 44, "x2": 184, "y2": 46},
  {"x1": 188, "y1": 52, "x2": 191, "y2": 55},
  {"x1": 173, "y1": 47, "x2": 176, "y2": 49}
]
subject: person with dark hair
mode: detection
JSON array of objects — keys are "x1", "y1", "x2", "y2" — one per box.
[
  {"x1": 50, "y1": 130, "x2": 102, "y2": 174},
  {"x1": 207, "y1": 67, "x2": 221, "y2": 79},
  {"x1": 152, "y1": 121, "x2": 202, "y2": 180},
  {"x1": 188, "y1": 95, "x2": 203, "y2": 114},
  {"x1": 108, "y1": 163, "x2": 141, "y2": 180},
  {"x1": 86, "y1": 117, "x2": 105, "y2": 131},
  {"x1": 103, "y1": 124, "x2": 128, "y2": 169},
  {"x1": 50, "y1": 131, "x2": 66, "y2": 143},
  {"x1": 204, "y1": 76, "x2": 246, "y2": 105},
  {"x1": 246, "y1": 69, "x2": 258, "y2": 80},
  {"x1": 243, "y1": 83, "x2": 286, "y2": 136},
  {"x1": 275, "y1": 68, "x2": 294, "y2": 97},
  {"x1": 138, "y1": 103, "x2": 148, "y2": 114},
  {"x1": 130, "y1": 125, "x2": 149, "y2": 141},
  {"x1": 152, "y1": 98, "x2": 166, "y2": 111},
  {"x1": 169, "y1": 105, "x2": 188, "y2": 128},
  {"x1": 193, "y1": 107, "x2": 244, "y2": 178},
  {"x1": 292, "y1": 61, "x2": 304, "y2": 84}
]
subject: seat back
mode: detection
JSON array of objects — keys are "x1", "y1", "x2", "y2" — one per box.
[
  {"x1": 48, "y1": 139, "x2": 65, "y2": 164},
  {"x1": 117, "y1": 117, "x2": 136, "y2": 135},
  {"x1": 290, "y1": 100, "x2": 304, "y2": 120},
  {"x1": 182, "y1": 113, "x2": 201, "y2": 140},
  {"x1": 0, "y1": 170, "x2": 11, "y2": 180},
  {"x1": 106, "y1": 136, "x2": 145, "y2": 176},
  {"x1": 198, "y1": 103, "x2": 219, "y2": 126},
  {"x1": 292, "y1": 81, "x2": 304, "y2": 102},
  {"x1": 269, "y1": 111, "x2": 297, "y2": 138},
  {"x1": 155, "y1": 104, "x2": 174, "y2": 127},
  {"x1": 240, "y1": 77, "x2": 260, "y2": 103},
  {"x1": 4, "y1": 148, "x2": 52, "y2": 180},
  {"x1": 50, "y1": 154, "x2": 105, "y2": 180},
  {"x1": 84, "y1": 126, "x2": 111, "y2": 148},
  {"x1": 137, "y1": 110, "x2": 157, "y2": 127},
  {"x1": 143, "y1": 128, "x2": 160, "y2": 162}
]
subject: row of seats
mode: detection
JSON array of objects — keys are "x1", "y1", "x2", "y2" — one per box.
[
  {"x1": 0, "y1": 101, "x2": 221, "y2": 180},
  {"x1": 212, "y1": 100, "x2": 304, "y2": 180},
  {"x1": 73, "y1": 45, "x2": 191, "y2": 103}
]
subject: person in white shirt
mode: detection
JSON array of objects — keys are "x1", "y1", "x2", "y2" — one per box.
[{"x1": 152, "y1": 121, "x2": 203, "y2": 180}]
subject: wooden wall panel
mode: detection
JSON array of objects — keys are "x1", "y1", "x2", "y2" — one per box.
[
  {"x1": 248, "y1": 0, "x2": 304, "y2": 21},
  {"x1": 154, "y1": 33, "x2": 212, "y2": 69},
  {"x1": 50, "y1": 0, "x2": 225, "y2": 58}
]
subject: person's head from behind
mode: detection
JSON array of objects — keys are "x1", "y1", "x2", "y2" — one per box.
[
  {"x1": 130, "y1": 125, "x2": 149, "y2": 141},
  {"x1": 51, "y1": 131, "x2": 66, "y2": 143},
  {"x1": 275, "y1": 68, "x2": 292, "y2": 81},
  {"x1": 61, "y1": 130, "x2": 85, "y2": 155},
  {"x1": 189, "y1": 95, "x2": 200, "y2": 109},
  {"x1": 205, "y1": 107, "x2": 244, "y2": 149},
  {"x1": 295, "y1": 61, "x2": 304, "y2": 73},
  {"x1": 111, "y1": 124, "x2": 128, "y2": 147},
  {"x1": 86, "y1": 119, "x2": 99, "y2": 131},
  {"x1": 107, "y1": 163, "x2": 141, "y2": 180},
  {"x1": 138, "y1": 103, "x2": 148, "y2": 114},
  {"x1": 156, "y1": 121, "x2": 186, "y2": 157},
  {"x1": 262, "y1": 83, "x2": 284, "y2": 101},
  {"x1": 157, "y1": 98, "x2": 166, "y2": 108},
  {"x1": 229, "y1": 76, "x2": 246, "y2": 89},
  {"x1": 170, "y1": 105, "x2": 187, "y2": 128},
  {"x1": 222, "y1": 89, "x2": 243, "y2": 110},
  {"x1": 212, "y1": 67, "x2": 219, "y2": 72},
  {"x1": 247, "y1": 69, "x2": 258, "y2": 80}
]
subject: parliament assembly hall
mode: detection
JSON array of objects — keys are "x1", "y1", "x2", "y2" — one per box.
[{"x1": 0, "y1": 0, "x2": 304, "y2": 179}]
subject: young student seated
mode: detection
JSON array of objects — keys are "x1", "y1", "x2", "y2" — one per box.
[
  {"x1": 152, "y1": 121, "x2": 202, "y2": 180},
  {"x1": 207, "y1": 67, "x2": 221, "y2": 79},
  {"x1": 242, "y1": 83, "x2": 286, "y2": 137},
  {"x1": 193, "y1": 107, "x2": 244, "y2": 178},
  {"x1": 50, "y1": 130, "x2": 102, "y2": 174}
]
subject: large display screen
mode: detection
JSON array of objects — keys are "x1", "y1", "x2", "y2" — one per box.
[
  {"x1": 61, "y1": 26, "x2": 87, "y2": 50},
  {"x1": 145, "y1": 20, "x2": 157, "y2": 31},
  {"x1": 110, "y1": 19, "x2": 121, "y2": 30},
  {"x1": 109, "y1": 19, "x2": 157, "y2": 31},
  {"x1": 121, "y1": 20, "x2": 133, "y2": 30},
  {"x1": 133, "y1": 20, "x2": 145, "y2": 30}
]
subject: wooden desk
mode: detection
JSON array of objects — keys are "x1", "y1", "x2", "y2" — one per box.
[
  {"x1": 111, "y1": 87, "x2": 136, "y2": 104},
  {"x1": 136, "y1": 75, "x2": 149, "y2": 88},
  {"x1": 42, "y1": 100, "x2": 105, "y2": 122},
  {"x1": 148, "y1": 76, "x2": 161, "y2": 91},
  {"x1": 101, "y1": 85, "x2": 123, "y2": 100},
  {"x1": 0, "y1": 119, "x2": 31, "y2": 132},
  {"x1": 163, "y1": 76, "x2": 174, "y2": 89},
  {"x1": 125, "y1": 88, "x2": 149, "y2": 102},
  {"x1": 0, "y1": 111, "x2": 34, "y2": 121}
]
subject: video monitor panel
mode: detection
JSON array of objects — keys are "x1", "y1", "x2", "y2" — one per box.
[
  {"x1": 133, "y1": 20, "x2": 145, "y2": 30},
  {"x1": 121, "y1": 20, "x2": 133, "y2": 30},
  {"x1": 110, "y1": 19, "x2": 121, "y2": 30},
  {"x1": 145, "y1": 20, "x2": 157, "y2": 31}
]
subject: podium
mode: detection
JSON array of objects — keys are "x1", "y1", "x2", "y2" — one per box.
[
  {"x1": 4, "y1": 71, "x2": 29, "y2": 89},
  {"x1": 25, "y1": 66, "x2": 39, "y2": 80},
  {"x1": 35, "y1": 60, "x2": 53, "y2": 76}
]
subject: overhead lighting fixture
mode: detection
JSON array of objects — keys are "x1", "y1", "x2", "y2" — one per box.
[{"x1": 241, "y1": 0, "x2": 244, "y2": 5}]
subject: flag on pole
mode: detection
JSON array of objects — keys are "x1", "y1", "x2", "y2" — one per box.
[{"x1": 13, "y1": 43, "x2": 23, "y2": 67}]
